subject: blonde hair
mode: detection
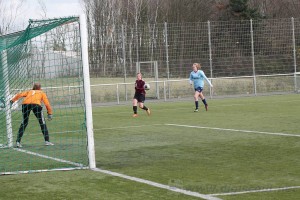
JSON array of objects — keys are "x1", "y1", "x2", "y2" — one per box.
[
  {"x1": 32, "y1": 83, "x2": 41, "y2": 90},
  {"x1": 193, "y1": 63, "x2": 201, "y2": 70}
]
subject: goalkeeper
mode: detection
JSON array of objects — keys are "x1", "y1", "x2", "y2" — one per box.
[
  {"x1": 132, "y1": 72, "x2": 151, "y2": 117},
  {"x1": 189, "y1": 63, "x2": 213, "y2": 112},
  {"x1": 10, "y1": 83, "x2": 54, "y2": 148}
]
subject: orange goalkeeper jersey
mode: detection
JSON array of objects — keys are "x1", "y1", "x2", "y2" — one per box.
[{"x1": 12, "y1": 90, "x2": 53, "y2": 114}]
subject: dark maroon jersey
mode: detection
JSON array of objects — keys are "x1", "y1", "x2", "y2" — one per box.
[{"x1": 135, "y1": 79, "x2": 146, "y2": 95}]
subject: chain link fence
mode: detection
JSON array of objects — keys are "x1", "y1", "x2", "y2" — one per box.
[{"x1": 88, "y1": 18, "x2": 300, "y2": 105}]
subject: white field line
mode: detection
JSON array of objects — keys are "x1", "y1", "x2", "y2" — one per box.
[
  {"x1": 165, "y1": 124, "x2": 300, "y2": 138},
  {"x1": 165, "y1": 123, "x2": 300, "y2": 196},
  {"x1": 209, "y1": 186, "x2": 300, "y2": 196},
  {"x1": 94, "y1": 124, "x2": 164, "y2": 130},
  {"x1": 11, "y1": 144, "x2": 221, "y2": 199},
  {"x1": 91, "y1": 98, "x2": 300, "y2": 115},
  {"x1": 29, "y1": 125, "x2": 164, "y2": 136},
  {"x1": 1, "y1": 167, "x2": 88, "y2": 175},
  {"x1": 93, "y1": 168, "x2": 222, "y2": 200},
  {"x1": 13, "y1": 123, "x2": 298, "y2": 198},
  {"x1": 14, "y1": 148, "x2": 85, "y2": 167}
]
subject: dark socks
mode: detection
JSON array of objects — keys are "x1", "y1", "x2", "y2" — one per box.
[
  {"x1": 195, "y1": 101, "x2": 199, "y2": 109},
  {"x1": 133, "y1": 106, "x2": 137, "y2": 114}
]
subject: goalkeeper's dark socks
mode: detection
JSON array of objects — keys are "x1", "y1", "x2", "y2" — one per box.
[
  {"x1": 142, "y1": 106, "x2": 148, "y2": 110},
  {"x1": 202, "y1": 99, "x2": 207, "y2": 105},
  {"x1": 133, "y1": 106, "x2": 137, "y2": 114},
  {"x1": 195, "y1": 101, "x2": 199, "y2": 109}
]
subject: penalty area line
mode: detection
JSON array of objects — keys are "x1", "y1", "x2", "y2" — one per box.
[
  {"x1": 209, "y1": 186, "x2": 300, "y2": 196},
  {"x1": 165, "y1": 124, "x2": 300, "y2": 138},
  {"x1": 94, "y1": 124, "x2": 164, "y2": 131},
  {"x1": 93, "y1": 168, "x2": 222, "y2": 200}
]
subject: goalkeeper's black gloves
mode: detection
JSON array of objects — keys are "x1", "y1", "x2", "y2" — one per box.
[{"x1": 10, "y1": 100, "x2": 14, "y2": 107}]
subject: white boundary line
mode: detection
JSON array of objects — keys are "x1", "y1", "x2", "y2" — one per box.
[
  {"x1": 14, "y1": 148, "x2": 85, "y2": 167},
  {"x1": 94, "y1": 124, "x2": 164, "y2": 130},
  {"x1": 29, "y1": 124, "x2": 164, "y2": 136},
  {"x1": 2, "y1": 148, "x2": 88, "y2": 175},
  {"x1": 165, "y1": 124, "x2": 300, "y2": 138},
  {"x1": 165, "y1": 123, "x2": 300, "y2": 196},
  {"x1": 93, "y1": 168, "x2": 222, "y2": 200},
  {"x1": 209, "y1": 186, "x2": 300, "y2": 196},
  {"x1": 7, "y1": 124, "x2": 298, "y2": 198},
  {"x1": 90, "y1": 124, "x2": 300, "y2": 198},
  {"x1": 11, "y1": 146, "x2": 222, "y2": 199},
  {"x1": 1, "y1": 167, "x2": 88, "y2": 175}
]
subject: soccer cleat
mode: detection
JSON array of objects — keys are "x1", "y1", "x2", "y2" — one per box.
[
  {"x1": 45, "y1": 141, "x2": 54, "y2": 146},
  {"x1": 16, "y1": 142, "x2": 22, "y2": 148},
  {"x1": 205, "y1": 104, "x2": 208, "y2": 111},
  {"x1": 146, "y1": 108, "x2": 151, "y2": 116},
  {"x1": 132, "y1": 114, "x2": 138, "y2": 117},
  {"x1": 194, "y1": 109, "x2": 199, "y2": 112}
]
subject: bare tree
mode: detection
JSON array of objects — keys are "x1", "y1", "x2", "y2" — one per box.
[
  {"x1": 0, "y1": 0, "x2": 25, "y2": 35},
  {"x1": 81, "y1": 0, "x2": 300, "y2": 78},
  {"x1": 249, "y1": 0, "x2": 300, "y2": 18},
  {"x1": 37, "y1": 0, "x2": 47, "y2": 18}
]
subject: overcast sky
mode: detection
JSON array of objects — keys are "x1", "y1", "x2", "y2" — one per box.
[{"x1": 17, "y1": 0, "x2": 83, "y2": 27}]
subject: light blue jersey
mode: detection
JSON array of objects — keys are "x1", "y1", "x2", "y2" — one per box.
[{"x1": 189, "y1": 70, "x2": 212, "y2": 89}]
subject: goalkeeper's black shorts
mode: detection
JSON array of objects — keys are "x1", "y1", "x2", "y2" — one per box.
[{"x1": 134, "y1": 93, "x2": 145, "y2": 103}]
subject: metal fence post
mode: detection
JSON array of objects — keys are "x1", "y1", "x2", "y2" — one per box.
[
  {"x1": 116, "y1": 83, "x2": 120, "y2": 104},
  {"x1": 208, "y1": 20, "x2": 213, "y2": 98},
  {"x1": 122, "y1": 24, "x2": 128, "y2": 100},
  {"x1": 164, "y1": 22, "x2": 170, "y2": 99},
  {"x1": 69, "y1": 86, "x2": 71, "y2": 107},
  {"x1": 163, "y1": 81, "x2": 167, "y2": 101},
  {"x1": 250, "y1": 19, "x2": 257, "y2": 95},
  {"x1": 291, "y1": 17, "x2": 297, "y2": 92}
]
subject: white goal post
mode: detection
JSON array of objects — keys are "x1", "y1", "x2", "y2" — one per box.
[{"x1": 80, "y1": 14, "x2": 96, "y2": 169}]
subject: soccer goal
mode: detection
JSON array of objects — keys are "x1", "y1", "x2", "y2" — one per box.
[
  {"x1": 136, "y1": 61, "x2": 160, "y2": 99},
  {"x1": 0, "y1": 15, "x2": 95, "y2": 174}
]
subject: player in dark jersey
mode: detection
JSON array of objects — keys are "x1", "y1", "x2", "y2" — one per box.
[{"x1": 132, "y1": 72, "x2": 151, "y2": 117}]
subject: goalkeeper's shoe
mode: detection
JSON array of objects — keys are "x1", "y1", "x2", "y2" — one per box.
[
  {"x1": 16, "y1": 142, "x2": 22, "y2": 148},
  {"x1": 205, "y1": 104, "x2": 208, "y2": 111},
  {"x1": 194, "y1": 109, "x2": 199, "y2": 112},
  {"x1": 132, "y1": 114, "x2": 138, "y2": 117},
  {"x1": 45, "y1": 141, "x2": 54, "y2": 146},
  {"x1": 146, "y1": 108, "x2": 151, "y2": 116}
]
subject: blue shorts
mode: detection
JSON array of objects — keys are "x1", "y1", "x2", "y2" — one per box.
[{"x1": 194, "y1": 87, "x2": 203, "y2": 93}]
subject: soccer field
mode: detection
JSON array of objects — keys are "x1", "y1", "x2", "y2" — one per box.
[{"x1": 1, "y1": 94, "x2": 300, "y2": 200}]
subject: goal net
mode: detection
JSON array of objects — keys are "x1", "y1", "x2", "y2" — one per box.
[{"x1": 0, "y1": 15, "x2": 95, "y2": 174}]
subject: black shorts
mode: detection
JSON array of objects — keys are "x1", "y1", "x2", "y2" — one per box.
[
  {"x1": 194, "y1": 87, "x2": 204, "y2": 93},
  {"x1": 21, "y1": 104, "x2": 45, "y2": 125},
  {"x1": 134, "y1": 93, "x2": 145, "y2": 103}
]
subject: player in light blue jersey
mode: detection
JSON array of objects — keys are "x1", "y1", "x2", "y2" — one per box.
[{"x1": 189, "y1": 63, "x2": 213, "y2": 112}]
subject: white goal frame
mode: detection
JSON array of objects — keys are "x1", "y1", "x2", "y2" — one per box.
[
  {"x1": 80, "y1": 14, "x2": 96, "y2": 169},
  {"x1": 0, "y1": 50, "x2": 13, "y2": 148},
  {"x1": 0, "y1": 14, "x2": 96, "y2": 173}
]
